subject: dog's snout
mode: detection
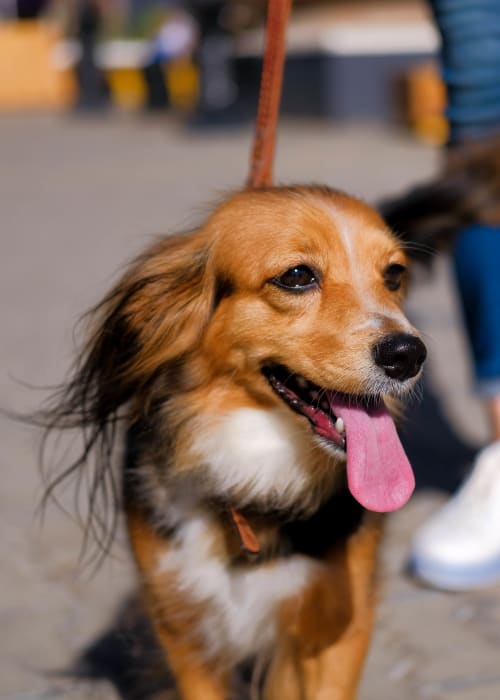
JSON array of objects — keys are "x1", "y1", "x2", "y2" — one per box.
[{"x1": 372, "y1": 333, "x2": 426, "y2": 381}]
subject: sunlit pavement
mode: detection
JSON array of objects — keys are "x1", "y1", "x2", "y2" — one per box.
[{"x1": 1, "y1": 114, "x2": 498, "y2": 700}]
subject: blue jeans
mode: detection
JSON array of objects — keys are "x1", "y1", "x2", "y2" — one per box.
[
  {"x1": 453, "y1": 225, "x2": 500, "y2": 396},
  {"x1": 430, "y1": 0, "x2": 500, "y2": 396}
]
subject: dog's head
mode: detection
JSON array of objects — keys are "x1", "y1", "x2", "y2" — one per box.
[
  {"x1": 204, "y1": 187, "x2": 423, "y2": 395},
  {"x1": 47, "y1": 186, "x2": 425, "y2": 535}
]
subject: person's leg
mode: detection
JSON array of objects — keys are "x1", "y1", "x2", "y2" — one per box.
[
  {"x1": 453, "y1": 224, "x2": 500, "y2": 395},
  {"x1": 428, "y1": 0, "x2": 500, "y2": 144},
  {"x1": 410, "y1": 224, "x2": 500, "y2": 590}
]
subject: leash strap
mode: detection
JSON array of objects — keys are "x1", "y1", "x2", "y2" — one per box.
[
  {"x1": 247, "y1": 0, "x2": 292, "y2": 188},
  {"x1": 236, "y1": 0, "x2": 292, "y2": 556}
]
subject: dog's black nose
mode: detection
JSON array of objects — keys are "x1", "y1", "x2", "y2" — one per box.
[{"x1": 372, "y1": 333, "x2": 427, "y2": 381}]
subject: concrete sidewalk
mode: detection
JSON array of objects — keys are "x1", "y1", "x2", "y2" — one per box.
[{"x1": 1, "y1": 114, "x2": 498, "y2": 700}]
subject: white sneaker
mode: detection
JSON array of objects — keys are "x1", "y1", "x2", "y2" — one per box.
[{"x1": 409, "y1": 440, "x2": 500, "y2": 590}]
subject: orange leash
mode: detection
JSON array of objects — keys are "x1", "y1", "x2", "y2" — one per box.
[
  {"x1": 234, "y1": 0, "x2": 291, "y2": 558},
  {"x1": 247, "y1": 0, "x2": 292, "y2": 188}
]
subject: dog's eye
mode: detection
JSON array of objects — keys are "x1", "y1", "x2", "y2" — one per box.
[
  {"x1": 272, "y1": 265, "x2": 318, "y2": 291},
  {"x1": 384, "y1": 263, "x2": 406, "y2": 291}
]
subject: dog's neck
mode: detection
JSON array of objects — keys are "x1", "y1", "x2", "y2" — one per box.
[{"x1": 125, "y1": 460, "x2": 366, "y2": 567}]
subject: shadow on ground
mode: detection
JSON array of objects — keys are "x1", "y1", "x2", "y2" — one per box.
[
  {"x1": 73, "y1": 597, "x2": 175, "y2": 700},
  {"x1": 401, "y1": 373, "x2": 479, "y2": 493},
  {"x1": 72, "y1": 597, "x2": 253, "y2": 699}
]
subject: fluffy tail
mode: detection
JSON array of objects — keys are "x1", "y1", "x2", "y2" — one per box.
[{"x1": 379, "y1": 137, "x2": 500, "y2": 262}]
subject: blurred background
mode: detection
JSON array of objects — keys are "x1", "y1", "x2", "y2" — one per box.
[
  {"x1": 0, "y1": 0, "x2": 447, "y2": 136},
  {"x1": 2, "y1": 1, "x2": 500, "y2": 699}
]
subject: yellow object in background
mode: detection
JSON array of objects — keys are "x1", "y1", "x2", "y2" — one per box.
[
  {"x1": 106, "y1": 68, "x2": 146, "y2": 110},
  {"x1": 106, "y1": 56, "x2": 198, "y2": 112},
  {"x1": 0, "y1": 21, "x2": 76, "y2": 111},
  {"x1": 165, "y1": 57, "x2": 199, "y2": 111},
  {"x1": 407, "y1": 62, "x2": 449, "y2": 145}
]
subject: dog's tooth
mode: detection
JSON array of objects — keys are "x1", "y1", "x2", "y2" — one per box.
[
  {"x1": 335, "y1": 417, "x2": 345, "y2": 435},
  {"x1": 296, "y1": 376, "x2": 308, "y2": 390},
  {"x1": 320, "y1": 398, "x2": 330, "y2": 412},
  {"x1": 310, "y1": 390, "x2": 319, "y2": 401}
]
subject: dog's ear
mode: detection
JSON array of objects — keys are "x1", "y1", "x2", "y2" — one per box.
[
  {"x1": 45, "y1": 231, "x2": 214, "y2": 437},
  {"x1": 82, "y1": 231, "x2": 215, "y2": 419},
  {"x1": 35, "y1": 231, "x2": 214, "y2": 558}
]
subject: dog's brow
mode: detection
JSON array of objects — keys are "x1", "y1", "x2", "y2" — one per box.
[
  {"x1": 350, "y1": 317, "x2": 384, "y2": 332},
  {"x1": 350, "y1": 311, "x2": 414, "y2": 334},
  {"x1": 317, "y1": 199, "x2": 413, "y2": 333},
  {"x1": 318, "y1": 201, "x2": 368, "y2": 295}
]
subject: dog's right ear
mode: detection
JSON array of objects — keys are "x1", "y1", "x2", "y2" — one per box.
[
  {"x1": 35, "y1": 230, "x2": 215, "y2": 558},
  {"x1": 81, "y1": 231, "x2": 215, "y2": 421},
  {"x1": 45, "y1": 230, "x2": 215, "y2": 437},
  {"x1": 30, "y1": 230, "x2": 215, "y2": 552}
]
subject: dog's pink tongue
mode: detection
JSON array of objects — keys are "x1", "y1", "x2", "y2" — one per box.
[{"x1": 329, "y1": 398, "x2": 415, "y2": 512}]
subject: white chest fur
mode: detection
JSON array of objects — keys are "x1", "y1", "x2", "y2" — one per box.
[
  {"x1": 158, "y1": 513, "x2": 319, "y2": 663},
  {"x1": 191, "y1": 407, "x2": 318, "y2": 512}
]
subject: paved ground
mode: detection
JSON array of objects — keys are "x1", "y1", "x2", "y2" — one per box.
[{"x1": 1, "y1": 113, "x2": 498, "y2": 700}]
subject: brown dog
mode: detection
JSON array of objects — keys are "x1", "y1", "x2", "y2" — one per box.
[{"x1": 45, "y1": 186, "x2": 425, "y2": 699}]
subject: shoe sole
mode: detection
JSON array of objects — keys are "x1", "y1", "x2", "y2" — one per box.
[{"x1": 409, "y1": 555, "x2": 500, "y2": 591}]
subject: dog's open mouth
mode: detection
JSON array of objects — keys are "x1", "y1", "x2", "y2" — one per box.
[
  {"x1": 262, "y1": 364, "x2": 350, "y2": 451},
  {"x1": 262, "y1": 363, "x2": 415, "y2": 513}
]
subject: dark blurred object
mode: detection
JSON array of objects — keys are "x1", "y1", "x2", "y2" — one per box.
[
  {"x1": 141, "y1": 9, "x2": 197, "y2": 112},
  {"x1": 232, "y1": 2, "x2": 439, "y2": 124},
  {"x1": 75, "y1": 0, "x2": 110, "y2": 110},
  {"x1": 143, "y1": 62, "x2": 169, "y2": 110},
  {"x1": 188, "y1": 0, "x2": 242, "y2": 126},
  {"x1": 380, "y1": 137, "x2": 500, "y2": 263},
  {"x1": 400, "y1": 374, "x2": 478, "y2": 493},
  {"x1": 75, "y1": 596, "x2": 175, "y2": 700},
  {"x1": 74, "y1": 593, "x2": 255, "y2": 699},
  {"x1": 16, "y1": 0, "x2": 48, "y2": 19}
]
